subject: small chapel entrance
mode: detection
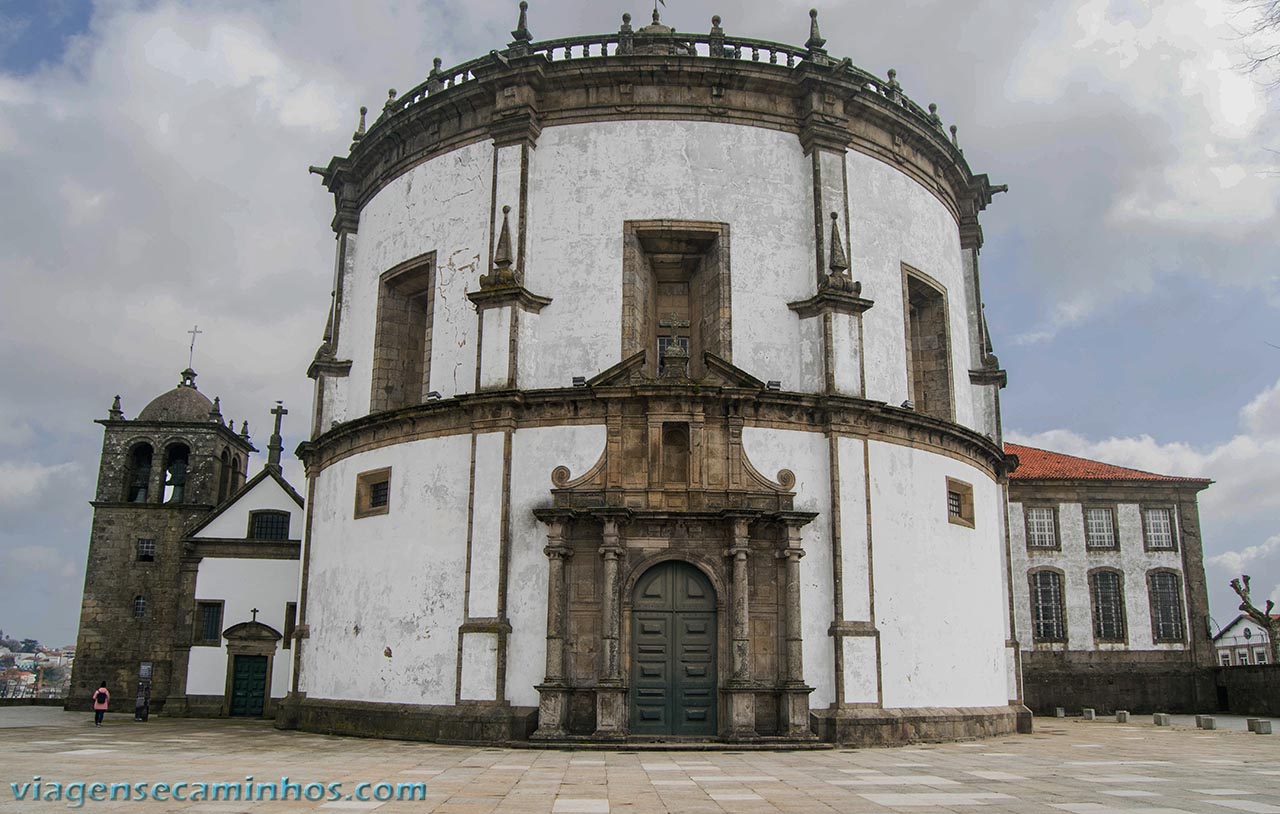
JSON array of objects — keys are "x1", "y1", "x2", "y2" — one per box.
[
  {"x1": 630, "y1": 561, "x2": 717, "y2": 737},
  {"x1": 229, "y1": 655, "x2": 268, "y2": 716}
]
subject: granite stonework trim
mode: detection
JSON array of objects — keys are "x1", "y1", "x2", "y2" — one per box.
[
  {"x1": 315, "y1": 54, "x2": 1002, "y2": 235},
  {"x1": 184, "y1": 539, "x2": 301, "y2": 560},
  {"x1": 810, "y1": 704, "x2": 1031, "y2": 746},
  {"x1": 290, "y1": 697, "x2": 539, "y2": 744},
  {"x1": 297, "y1": 388, "x2": 1008, "y2": 482}
]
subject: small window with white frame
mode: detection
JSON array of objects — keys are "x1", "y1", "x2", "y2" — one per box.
[
  {"x1": 1220, "y1": 652, "x2": 1231, "y2": 667},
  {"x1": 1084, "y1": 506, "x2": 1117, "y2": 550},
  {"x1": 1142, "y1": 506, "x2": 1177, "y2": 551},
  {"x1": 946, "y1": 478, "x2": 974, "y2": 528},
  {"x1": 1256, "y1": 648, "x2": 1269, "y2": 665},
  {"x1": 1025, "y1": 506, "x2": 1058, "y2": 549},
  {"x1": 1237, "y1": 648, "x2": 1251, "y2": 665}
]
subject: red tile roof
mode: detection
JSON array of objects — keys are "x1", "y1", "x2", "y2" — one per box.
[{"x1": 1004, "y1": 443, "x2": 1211, "y2": 484}]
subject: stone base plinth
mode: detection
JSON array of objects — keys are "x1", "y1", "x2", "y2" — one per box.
[
  {"x1": 284, "y1": 698, "x2": 537, "y2": 744},
  {"x1": 810, "y1": 704, "x2": 1032, "y2": 746}
]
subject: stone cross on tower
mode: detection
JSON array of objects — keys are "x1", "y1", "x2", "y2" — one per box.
[
  {"x1": 186, "y1": 325, "x2": 202, "y2": 368},
  {"x1": 250, "y1": 608, "x2": 259, "y2": 622},
  {"x1": 267, "y1": 401, "x2": 288, "y2": 472}
]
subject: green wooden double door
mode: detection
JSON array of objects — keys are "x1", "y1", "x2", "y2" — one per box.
[
  {"x1": 631, "y1": 561, "x2": 717, "y2": 737},
  {"x1": 230, "y1": 655, "x2": 268, "y2": 717}
]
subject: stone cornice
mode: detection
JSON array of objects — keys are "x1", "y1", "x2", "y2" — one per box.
[
  {"x1": 183, "y1": 537, "x2": 302, "y2": 560},
  {"x1": 968, "y1": 367, "x2": 1007, "y2": 388},
  {"x1": 467, "y1": 285, "x2": 553, "y2": 313},
  {"x1": 298, "y1": 386, "x2": 1009, "y2": 481},
  {"x1": 788, "y1": 291, "x2": 874, "y2": 319}
]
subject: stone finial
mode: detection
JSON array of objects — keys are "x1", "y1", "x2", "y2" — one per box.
[
  {"x1": 652, "y1": 7, "x2": 661, "y2": 25},
  {"x1": 950, "y1": 124, "x2": 959, "y2": 146},
  {"x1": 511, "y1": 1, "x2": 532, "y2": 44},
  {"x1": 427, "y1": 58, "x2": 444, "y2": 93},
  {"x1": 621, "y1": 12, "x2": 632, "y2": 32},
  {"x1": 805, "y1": 8, "x2": 826, "y2": 51},
  {"x1": 180, "y1": 368, "x2": 198, "y2": 388},
  {"x1": 239, "y1": 420, "x2": 250, "y2": 439},
  {"x1": 382, "y1": 89, "x2": 398, "y2": 117},
  {"x1": 822, "y1": 211, "x2": 860, "y2": 295},
  {"x1": 711, "y1": 14, "x2": 723, "y2": 34},
  {"x1": 352, "y1": 106, "x2": 367, "y2": 143},
  {"x1": 886, "y1": 68, "x2": 902, "y2": 102},
  {"x1": 709, "y1": 14, "x2": 725, "y2": 56},
  {"x1": 209, "y1": 396, "x2": 223, "y2": 423},
  {"x1": 109, "y1": 395, "x2": 124, "y2": 421},
  {"x1": 928, "y1": 102, "x2": 941, "y2": 127},
  {"x1": 481, "y1": 205, "x2": 516, "y2": 288},
  {"x1": 619, "y1": 12, "x2": 634, "y2": 53}
]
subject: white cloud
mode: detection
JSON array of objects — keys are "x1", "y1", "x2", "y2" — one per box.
[
  {"x1": 0, "y1": 461, "x2": 78, "y2": 507},
  {"x1": 1208, "y1": 533, "x2": 1280, "y2": 573}
]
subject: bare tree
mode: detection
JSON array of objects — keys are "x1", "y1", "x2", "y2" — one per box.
[
  {"x1": 1238, "y1": 0, "x2": 1280, "y2": 84},
  {"x1": 1229, "y1": 574, "x2": 1280, "y2": 663}
]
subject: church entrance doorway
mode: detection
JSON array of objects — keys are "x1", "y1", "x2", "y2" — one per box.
[
  {"x1": 630, "y1": 561, "x2": 717, "y2": 737},
  {"x1": 229, "y1": 655, "x2": 268, "y2": 716}
]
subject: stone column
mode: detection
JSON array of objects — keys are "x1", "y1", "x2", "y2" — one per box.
[
  {"x1": 778, "y1": 521, "x2": 815, "y2": 738},
  {"x1": 594, "y1": 516, "x2": 627, "y2": 739},
  {"x1": 532, "y1": 518, "x2": 572, "y2": 740},
  {"x1": 724, "y1": 517, "x2": 756, "y2": 739}
]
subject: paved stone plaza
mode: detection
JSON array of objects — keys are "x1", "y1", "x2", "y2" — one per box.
[{"x1": 2, "y1": 708, "x2": 1277, "y2": 813}]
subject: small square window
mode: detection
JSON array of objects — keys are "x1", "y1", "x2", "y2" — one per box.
[
  {"x1": 1143, "y1": 507, "x2": 1176, "y2": 551},
  {"x1": 1084, "y1": 507, "x2": 1116, "y2": 549},
  {"x1": 1025, "y1": 506, "x2": 1058, "y2": 549},
  {"x1": 355, "y1": 467, "x2": 392, "y2": 518},
  {"x1": 136, "y1": 538, "x2": 156, "y2": 562},
  {"x1": 194, "y1": 601, "x2": 223, "y2": 646},
  {"x1": 946, "y1": 478, "x2": 974, "y2": 528}
]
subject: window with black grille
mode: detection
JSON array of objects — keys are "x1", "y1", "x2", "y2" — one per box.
[
  {"x1": 136, "y1": 538, "x2": 156, "y2": 562},
  {"x1": 1148, "y1": 571, "x2": 1185, "y2": 642},
  {"x1": 1090, "y1": 570, "x2": 1126, "y2": 642},
  {"x1": 1030, "y1": 570, "x2": 1065, "y2": 642},
  {"x1": 249, "y1": 510, "x2": 291, "y2": 540},
  {"x1": 195, "y1": 601, "x2": 223, "y2": 646},
  {"x1": 132, "y1": 595, "x2": 146, "y2": 618},
  {"x1": 355, "y1": 467, "x2": 392, "y2": 518},
  {"x1": 370, "y1": 481, "x2": 389, "y2": 508}
]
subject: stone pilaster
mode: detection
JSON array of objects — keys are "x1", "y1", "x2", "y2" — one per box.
[
  {"x1": 779, "y1": 520, "x2": 816, "y2": 738},
  {"x1": 532, "y1": 518, "x2": 572, "y2": 740},
  {"x1": 724, "y1": 516, "x2": 756, "y2": 739},
  {"x1": 593, "y1": 516, "x2": 627, "y2": 739}
]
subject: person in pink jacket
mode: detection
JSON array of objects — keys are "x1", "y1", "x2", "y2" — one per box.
[{"x1": 91, "y1": 682, "x2": 109, "y2": 727}]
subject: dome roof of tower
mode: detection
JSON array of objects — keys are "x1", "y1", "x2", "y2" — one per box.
[{"x1": 137, "y1": 368, "x2": 215, "y2": 422}]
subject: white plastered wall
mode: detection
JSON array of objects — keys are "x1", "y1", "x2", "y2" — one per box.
[
  {"x1": 869, "y1": 441, "x2": 1007, "y2": 708},
  {"x1": 186, "y1": 558, "x2": 300, "y2": 699},
  {"x1": 741, "y1": 426, "x2": 835, "y2": 709},
  {"x1": 847, "y1": 151, "x2": 977, "y2": 432},
  {"x1": 300, "y1": 434, "x2": 472, "y2": 704},
  {"x1": 1009, "y1": 500, "x2": 1189, "y2": 652},
  {"x1": 192, "y1": 475, "x2": 302, "y2": 539}
]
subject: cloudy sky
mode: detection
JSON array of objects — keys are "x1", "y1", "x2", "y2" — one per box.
[{"x1": 0, "y1": 0, "x2": 1276, "y2": 646}]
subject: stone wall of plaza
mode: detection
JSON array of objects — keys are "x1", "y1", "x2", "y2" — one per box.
[{"x1": 285, "y1": 7, "x2": 1023, "y2": 744}]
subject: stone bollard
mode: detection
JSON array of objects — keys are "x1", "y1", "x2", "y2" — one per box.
[
  {"x1": 1153, "y1": 713, "x2": 1171, "y2": 726},
  {"x1": 1195, "y1": 715, "x2": 1206, "y2": 728},
  {"x1": 1083, "y1": 708, "x2": 1095, "y2": 720},
  {"x1": 1200, "y1": 716, "x2": 1216, "y2": 730},
  {"x1": 1247, "y1": 718, "x2": 1260, "y2": 732},
  {"x1": 1256, "y1": 721, "x2": 1273, "y2": 735},
  {"x1": 1116, "y1": 710, "x2": 1129, "y2": 723},
  {"x1": 1054, "y1": 707, "x2": 1066, "y2": 718}
]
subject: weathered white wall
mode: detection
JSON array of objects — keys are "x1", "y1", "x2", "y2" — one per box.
[
  {"x1": 741, "y1": 426, "x2": 834, "y2": 709},
  {"x1": 341, "y1": 141, "x2": 492, "y2": 408},
  {"x1": 479, "y1": 307, "x2": 511, "y2": 390},
  {"x1": 300, "y1": 434, "x2": 472, "y2": 704},
  {"x1": 192, "y1": 475, "x2": 302, "y2": 539},
  {"x1": 505, "y1": 424, "x2": 607, "y2": 707},
  {"x1": 1009, "y1": 500, "x2": 1189, "y2": 652},
  {"x1": 187, "y1": 558, "x2": 300, "y2": 698},
  {"x1": 848, "y1": 151, "x2": 975, "y2": 431},
  {"x1": 869, "y1": 441, "x2": 1007, "y2": 708},
  {"x1": 468, "y1": 433, "x2": 504, "y2": 619}
]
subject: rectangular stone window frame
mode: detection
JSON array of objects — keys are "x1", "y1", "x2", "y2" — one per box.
[
  {"x1": 247, "y1": 509, "x2": 292, "y2": 541},
  {"x1": 621, "y1": 221, "x2": 731, "y2": 379},
  {"x1": 1088, "y1": 568, "x2": 1128, "y2": 644},
  {"x1": 1023, "y1": 504, "x2": 1060, "y2": 551},
  {"x1": 194, "y1": 599, "x2": 225, "y2": 647},
  {"x1": 1141, "y1": 505, "x2": 1178, "y2": 552},
  {"x1": 135, "y1": 537, "x2": 156, "y2": 563},
  {"x1": 370, "y1": 251, "x2": 436, "y2": 414},
  {"x1": 901, "y1": 264, "x2": 955, "y2": 422},
  {"x1": 1083, "y1": 504, "x2": 1119, "y2": 551},
  {"x1": 354, "y1": 466, "x2": 392, "y2": 519},
  {"x1": 946, "y1": 477, "x2": 974, "y2": 528}
]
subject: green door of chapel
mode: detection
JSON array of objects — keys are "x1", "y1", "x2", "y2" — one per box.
[
  {"x1": 631, "y1": 561, "x2": 717, "y2": 736},
  {"x1": 229, "y1": 655, "x2": 268, "y2": 716}
]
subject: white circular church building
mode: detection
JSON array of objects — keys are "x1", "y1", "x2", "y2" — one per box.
[{"x1": 285, "y1": 5, "x2": 1023, "y2": 744}]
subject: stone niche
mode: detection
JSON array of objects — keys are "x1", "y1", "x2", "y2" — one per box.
[{"x1": 532, "y1": 380, "x2": 817, "y2": 742}]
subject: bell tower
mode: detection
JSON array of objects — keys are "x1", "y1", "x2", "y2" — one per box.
[{"x1": 68, "y1": 368, "x2": 256, "y2": 711}]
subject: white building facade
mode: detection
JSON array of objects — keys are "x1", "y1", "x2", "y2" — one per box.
[{"x1": 287, "y1": 7, "x2": 1022, "y2": 744}]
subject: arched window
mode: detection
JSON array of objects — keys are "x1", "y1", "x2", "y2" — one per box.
[
  {"x1": 217, "y1": 448, "x2": 231, "y2": 503},
  {"x1": 231, "y1": 455, "x2": 242, "y2": 489},
  {"x1": 125, "y1": 443, "x2": 153, "y2": 503},
  {"x1": 1089, "y1": 570, "x2": 1126, "y2": 642},
  {"x1": 163, "y1": 443, "x2": 190, "y2": 503},
  {"x1": 249, "y1": 510, "x2": 291, "y2": 541},
  {"x1": 132, "y1": 595, "x2": 146, "y2": 618},
  {"x1": 1029, "y1": 569, "x2": 1066, "y2": 642},
  {"x1": 903, "y1": 269, "x2": 953, "y2": 421},
  {"x1": 1148, "y1": 570, "x2": 1185, "y2": 642}
]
